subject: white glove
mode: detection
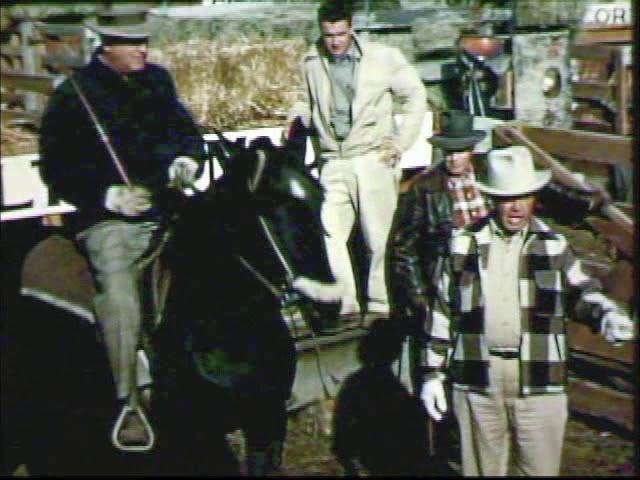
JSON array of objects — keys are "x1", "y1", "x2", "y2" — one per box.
[
  {"x1": 104, "y1": 185, "x2": 152, "y2": 217},
  {"x1": 420, "y1": 374, "x2": 447, "y2": 422},
  {"x1": 379, "y1": 136, "x2": 403, "y2": 167},
  {"x1": 168, "y1": 156, "x2": 199, "y2": 189},
  {"x1": 292, "y1": 276, "x2": 344, "y2": 303},
  {"x1": 601, "y1": 310, "x2": 634, "y2": 345}
]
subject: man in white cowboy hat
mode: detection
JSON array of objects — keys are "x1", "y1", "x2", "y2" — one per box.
[
  {"x1": 387, "y1": 109, "x2": 488, "y2": 469},
  {"x1": 40, "y1": 5, "x2": 206, "y2": 449},
  {"x1": 418, "y1": 145, "x2": 634, "y2": 476}
]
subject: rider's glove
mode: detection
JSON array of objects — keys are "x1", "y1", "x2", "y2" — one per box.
[
  {"x1": 420, "y1": 373, "x2": 447, "y2": 422},
  {"x1": 168, "y1": 156, "x2": 199, "y2": 190},
  {"x1": 104, "y1": 185, "x2": 152, "y2": 217},
  {"x1": 601, "y1": 310, "x2": 634, "y2": 345}
]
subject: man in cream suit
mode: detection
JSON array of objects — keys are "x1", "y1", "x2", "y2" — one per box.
[{"x1": 286, "y1": 1, "x2": 427, "y2": 329}]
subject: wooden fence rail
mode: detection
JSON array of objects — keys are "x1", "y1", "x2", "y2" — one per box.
[{"x1": 1, "y1": 17, "x2": 93, "y2": 126}]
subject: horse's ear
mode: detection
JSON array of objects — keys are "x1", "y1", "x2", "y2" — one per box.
[
  {"x1": 248, "y1": 136, "x2": 275, "y2": 151},
  {"x1": 210, "y1": 128, "x2": 240, "y2": 173},
  {"x1": 248, "y1": 148, "x2": 268, "y2": 193}
]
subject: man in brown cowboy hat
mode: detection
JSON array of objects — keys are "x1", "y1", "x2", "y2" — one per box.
[
  {"x1": 388, "y1": 109, "x2": 488, "y2": 345},
  {"x1": 419, "y1": 145, "x2": 634, "y2": 476},
  {"x1": 40, "y1": 6, "x2": 206, "y2": 451},
  {"x1": 386, "y1": 108, "x2": 488, "y2": 470}
]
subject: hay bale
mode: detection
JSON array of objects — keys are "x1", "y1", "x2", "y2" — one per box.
[{"x1": 148, "y1": 36, "x2": 306, "y2": 130}]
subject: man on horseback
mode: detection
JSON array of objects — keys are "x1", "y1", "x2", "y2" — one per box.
[{"x1": 39, "y1": 6, "x2": 206, "y2": 448}]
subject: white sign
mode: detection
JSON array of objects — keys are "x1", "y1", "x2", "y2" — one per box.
[{"x1": 582, "y1": 2, "x2": 631, "y2": 27}]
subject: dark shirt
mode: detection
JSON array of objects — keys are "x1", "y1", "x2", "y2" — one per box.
[{"x1": 39, "y1": 52, "x2": 206, "y2": 231}]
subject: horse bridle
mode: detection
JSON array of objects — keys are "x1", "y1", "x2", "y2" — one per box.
[{"x1": 234, "y1": 155, "x2": 334, "y2": 400}]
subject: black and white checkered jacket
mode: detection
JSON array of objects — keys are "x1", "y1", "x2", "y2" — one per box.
[{"x1": 420, "y1": 214, "x2": 622, "y2": 395}]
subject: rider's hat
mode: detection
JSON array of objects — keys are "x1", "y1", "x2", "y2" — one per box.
[{"x1": 85, "y1": 6, "x2": 152, "y2": 40}]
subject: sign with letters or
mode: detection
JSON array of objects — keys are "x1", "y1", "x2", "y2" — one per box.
[{"x1": 582, "y1": 2, "x2": 631, "y2": 27}]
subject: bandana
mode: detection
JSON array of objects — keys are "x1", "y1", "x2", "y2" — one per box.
[{"x1": 447, "y1": 169, "x2": 488, "y2": 229}]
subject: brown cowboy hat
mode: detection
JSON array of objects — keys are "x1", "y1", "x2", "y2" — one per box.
[
  {"x1": 85, "y1": 7, "x2": 152, "y2": 39},
  {"x1": 428, "y1": 110, "x2": 486, "y2": 151}
]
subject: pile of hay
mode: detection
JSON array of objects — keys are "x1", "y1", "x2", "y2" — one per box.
[
  {"x1": 0, "y1": 35, "x2": 307, "y2": 156},
  {"x1": 1, "y1": 123, "x2": 39, "y2": 156},
  {"x1": 148, "y1": 35, "x2": 307, "y2": 131}
]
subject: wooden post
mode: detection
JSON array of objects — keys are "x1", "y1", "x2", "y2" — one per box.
[
  {"x1": 614, "y1": 45, "x2": 631, "y2": 135},
  {"x1": 19, "y1": 20, "x2": 39, "y2": 113}
]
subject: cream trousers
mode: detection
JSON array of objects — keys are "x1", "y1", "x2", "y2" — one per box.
[
  {"x1": 319, "y1": 153, "x2": 401, "y2": 315},
  {"x1": 453, "y1": 356, "x2": 568, "y2": 476},
  {"x1": 77, "y1": 220, "x2": 161, "y2": 400}
]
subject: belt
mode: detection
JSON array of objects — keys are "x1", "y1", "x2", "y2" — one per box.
[{"x1": 489, "y1": 349, "x2": 519, "y2": 359}]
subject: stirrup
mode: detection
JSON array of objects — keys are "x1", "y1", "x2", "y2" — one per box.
[{"x1": 111, "y1": 403, "x2": 155, "y2": 452}]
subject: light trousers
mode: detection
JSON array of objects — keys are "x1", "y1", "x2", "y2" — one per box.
[
  {"x1": 319, "y1": 153, "x2": 401, "y2": 315},
  {"x1": 77, "y1": 220, "x2": 161, "y2": 400},
  {"x1": 453, "y1": 356, "x2": 568, "y2": 476}
]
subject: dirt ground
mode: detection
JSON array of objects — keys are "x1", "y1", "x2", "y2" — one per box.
[
  {"x1": 258, "y1": 402, "x2": 635, "y2": 477},
  {"x1": 9, "y1": 403, "x2": 636, "y2": 477}
]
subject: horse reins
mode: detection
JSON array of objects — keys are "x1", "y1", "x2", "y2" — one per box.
[
  {"x1": 235, "y1": 216, "x2": 334, "y2": 401},
  {"x1": 68, "y1": 74, "x2": 132, "y2": 187}
]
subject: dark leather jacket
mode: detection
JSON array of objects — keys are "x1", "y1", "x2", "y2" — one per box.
[{"x1": 387, "y1": 162, "x2": 456, "y2": 321}]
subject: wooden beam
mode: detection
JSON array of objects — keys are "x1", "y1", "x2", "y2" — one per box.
[
  {"x1": 613, "y1": 47, "x2": 631, "y2": 135},
  {"x1": 567, "y1": 321, "x2": 634, "y2": 366},
  {"x1": 1, "y1": 70, "x2": 56, "y2": 95},
  {"x1": 0, "y1": 45, "x2": 22, "y2": 58},
  {"x1": 572, "y1": 81, "x2": 612, "y2": 105},
  {"x1": 0, "y1": 107, "x2": 41, "y2": 125},
  {"x1": 0, "y1": 91, "x2": 24, "y2": 106},
  {"x1": 570, "y1": 43, "x2": 612, "y2": 61},
  {"x1": 586, "y1": 217, "x2": 633, "y2": 259},
  {"x1": 42, "y1": 52, "x2": 85, "y2": 69},
  {"x1": 568, "y1": 378, "x2": 634, "y2": 433},
  {"x1": 517, "y1": 125, "x2": 632, "y2": 168},
  {"x1": 574, "y1": 26, "x2": 632, "y2": 45},
  {"x1": 295, "y1": 327, "x2": 366, "y2": 353}
]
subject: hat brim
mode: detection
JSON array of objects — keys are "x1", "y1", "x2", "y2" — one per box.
[
  {"x1": 428, "y1": 130, "x2": 486, "y2": 151},
  {"x1": 84, "y1": 19, "x2": 151, "y2": 39},
  {"x1": 476, "y1": 170, "x2": 552, "y2": 197}
]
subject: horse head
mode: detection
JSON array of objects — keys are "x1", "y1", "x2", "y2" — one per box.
[
  {"x1": 168, "y1": 130, "x2": 343, "y2": 337},
  {"x1": 218, "y1": 133, "x2": 342, "y2": 301}
]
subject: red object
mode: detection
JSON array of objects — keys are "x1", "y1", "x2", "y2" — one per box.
[{"x1": 459, "y1": 36, "x2": 504, "y2": 59}]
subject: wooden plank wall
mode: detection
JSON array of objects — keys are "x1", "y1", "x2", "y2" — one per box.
[{"x1": 1, "y1": 18, "x2": 92, "y2": 127}]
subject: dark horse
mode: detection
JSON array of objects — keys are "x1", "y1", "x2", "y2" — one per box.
[
  {"x1": 151, "y1": 134, "x2": 340, "y2": 475},
  {"x1": 3, "y1": 135, "x2": 340, "y2": 475}
]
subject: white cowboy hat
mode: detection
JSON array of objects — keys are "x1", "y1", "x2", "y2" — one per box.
[
  {"x1": 476, "y1": 146, "x2": 551, "y2": 196},
  {"x1": 84, "y1": 7, "x2": 152, "y2": 39}
]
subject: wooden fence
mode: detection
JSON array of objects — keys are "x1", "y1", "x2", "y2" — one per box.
[{"x1": 1, "y1": 15, "x2": 96, "y2": 127}]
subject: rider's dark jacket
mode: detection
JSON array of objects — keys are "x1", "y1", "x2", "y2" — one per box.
[{"x1": 39, "y1": 50, "x2": 206, "y2": 232}]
